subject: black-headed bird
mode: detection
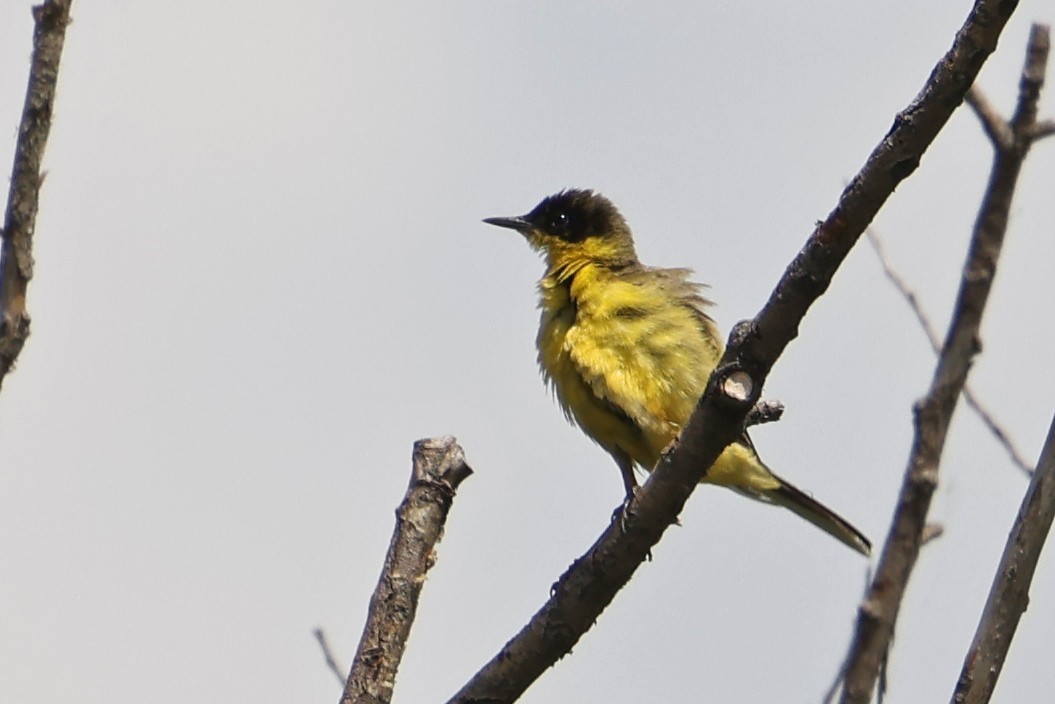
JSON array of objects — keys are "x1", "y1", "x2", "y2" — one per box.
[{"x1": 484, "y1": 189, "x2": 870, "y2": 555}]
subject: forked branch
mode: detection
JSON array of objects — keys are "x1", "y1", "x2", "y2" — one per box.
[{"x1": 836, "y1": 22, "x2": 1051, "y2": 704}]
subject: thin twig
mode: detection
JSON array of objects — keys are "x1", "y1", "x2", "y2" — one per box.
[
  {"x1": 966, "y1": 86, "x2": 1015, "y2": 150},
  {"x1": 746, "y1": 399, "x2": 784, "y2": 428},
  {"x1": 838, "y1": 21, "x2": 1048, "y2": 704},
  {"x1": 963, "y1": 398, "x2": 1035, "y2": 475},
  {"x1": 446, "y1": 3, "x2": 1018, "y2": 701},
  {"x1": 865, "y1": 227, "x2": 944, "y2": 350},
  {"x1": 1032, "y1": 119, "x2": 1055, "y2": 139},
  {"x1": 0, "y1": 0, "x2": 73, "y2": 392},
  {"x1": 950, "y1": 414, "x2": 1055, "y2": 704},
  {"x1": 315, "y1": 628, "x2": 345, "y2": 686},
  {"x1": 865, "y1": 228, "x2": 1034, "y2": 475},
  {"x1": 921, "y1": 523, "x2": 945, "y2": 545},
  {"x1": 341, "y1": 437, "x2": 473, "y2": 704}
]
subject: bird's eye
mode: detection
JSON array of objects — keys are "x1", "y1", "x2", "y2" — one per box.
[{"x1": 551, "y1": 212, "x2": 569, "y2": 231}]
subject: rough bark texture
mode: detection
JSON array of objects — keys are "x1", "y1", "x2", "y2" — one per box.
[
  {"x1": 951, "y1": 415, "x2": 1055, "y2": 704},
  {"x1": 0, "y1": 0, "x2": 72, "y2": 391},
  {"x1": 341, "y1": 437, "x2": 473, "y2": 704}
]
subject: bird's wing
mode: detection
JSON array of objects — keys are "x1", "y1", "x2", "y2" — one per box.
[
  {"x1": 561, "y1": 267, "x2": 696, "y2": 454},
  {"x1": 652, "y1": 267, "x2": 722, "y2": 352}
]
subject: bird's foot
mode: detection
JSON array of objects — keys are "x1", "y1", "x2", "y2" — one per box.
[{"x1": 611, "y1": 487, "x2": 640, "y2": 533}]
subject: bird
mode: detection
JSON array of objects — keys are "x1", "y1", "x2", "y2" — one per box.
[{"x1": 484, "y1": 188, "x2": 871, "y2": 555}]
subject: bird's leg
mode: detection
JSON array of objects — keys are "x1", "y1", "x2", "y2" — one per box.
[
  {"x1": 619, "y1": 460, "x2": 639, "y2": 500},
  {"x1": 612, "y1": 451, "x2": 639, "y2": 532}
]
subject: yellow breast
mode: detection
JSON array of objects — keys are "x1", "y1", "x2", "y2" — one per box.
[{"x1": 536, "y1": 262, "x2": 720, "y2": 470}]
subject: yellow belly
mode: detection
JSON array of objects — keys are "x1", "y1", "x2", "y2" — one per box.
[{"x1": 534, "y1": 261, "x2": 777, "y2": 493}]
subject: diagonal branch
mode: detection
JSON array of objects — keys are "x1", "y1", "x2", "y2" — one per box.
[
  {"x1": 865, "y1": 227, "x2": 1034, "y2": 475},
  {"x1": 950, "y1": 413, "x2": 1055, "y2": 704},
  {"x1": 837, "y1": 22, "x2": 1050, "y2": 704},
  {"x1": 0, "y1": 0, "x2": 73, "y2": 392},
  {"x1": 446, "y1": 2, "x2": 1019, "y2": 702},
  {"x1": 966, "y1": 87, "x2": 1015, "y2": 150},
  {"x1": 315, "y1": 628, "x2": 346, "y2": 686},
  {"x1": 341, "y1": 437, "x2": 473, "y2": 704}
]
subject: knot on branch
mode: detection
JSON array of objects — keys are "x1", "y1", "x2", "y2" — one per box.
[{"x1": 706, "y1": 363, "x2": 763, "y2": 422}]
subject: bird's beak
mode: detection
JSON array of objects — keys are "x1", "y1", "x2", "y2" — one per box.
[{"x1": 482, "y1": 215, "x2": 532, "y2": 232}]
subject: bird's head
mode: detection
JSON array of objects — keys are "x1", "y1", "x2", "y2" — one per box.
[{"x1": 484, "y1": 189, "x2": 638, "y2": 270}]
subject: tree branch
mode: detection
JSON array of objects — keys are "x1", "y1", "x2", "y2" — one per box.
[
  {"x1": 948, "y1": 24, "x2": 1054, "y2": 704},
  {"x1": 866, "y1": 227, "x2": 1034, "y2": 475},
  {"x1": 316, "y1": 628, "x2": 346, "y2": 686},
  {"x1": 966, "y1": 86, "x2": 1014, "y2": 150},
  {"x1": 837, "y1": 22, "x2": 1049, "y2": 704},
  {"x1": 1031, "y1": 119, "x2": 1055, "y2": 139},
  {"x1": 446, "y1": 2, "x2": 1019, "y2": 702},
  {"x1": 0, "y1": 0, "x2": 73, "y2": 392},
  {"x1": 341, "y1": 437, "x2": 473, "y2": 704},
  {"x1": 1008, "y1": 25, "x2": 1049, "y2": 136},
  {"x1": 950, "y1": 413, "x2": 1055, "y2": 704},
  {"x1": 746, "y1": 399, "x2": 785, "y2": 428}
]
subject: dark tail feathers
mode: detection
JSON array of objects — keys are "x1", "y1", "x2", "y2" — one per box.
[{"x1": 767, "y1": 477, "x2": 872, "y2": 556}]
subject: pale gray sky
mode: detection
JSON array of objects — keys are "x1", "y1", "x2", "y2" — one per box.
[{"x1": 1, "y1": 2, "x2": 1053, "y2": 703}]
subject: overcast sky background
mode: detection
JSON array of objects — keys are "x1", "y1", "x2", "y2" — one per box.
[{"x1": 2, "y1": 2, "x2": 1054, "y2": 703}]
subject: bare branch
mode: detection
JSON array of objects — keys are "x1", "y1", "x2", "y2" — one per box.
[
  {"x1": 1008, "y1": 24, "x2": 1049, "y2": 137},
  {"x1": 315, "y1": 628, "x2": 345, "y2": 686},
  {"x1": 865, "y1": 227, "x2": 945, "y2": 352},
  {"x1": 964, "y1": 395, "x2": 1035, "y2": 475},
  {"x1": 341, "y1": 437, "x2": 472, "y2": 704},
  {"x1": 1031, "y1": 119, "x2": 1055, "y2": 139},
  {"x1": 0, "y1": 0, "x2": 73, "y2": 391},
  {"x1": 824, "y1": 520, "x2": 943, "y2": 704},
  {"x1": 921, "y1": 522, "x2": 945, "y2": 545},
  {"x1": 950, "y1": 413, "x2": 1055, "y2": 704},
  {"x1": 838, "y1": 22, "x2": 1049, "y2": 704},
  {"x1": 949, "y1": 25, "x2": 1054, "y2": 704},
  {"x1": 446, "y1": 2, "x2": 1019, "y2": 702},
  {"x1": 866, "y1": 227, "x2": 1034, "y2": 475},
  {"x1": 746, "y1": 399, "x2": 784, "y2": 428},
  {"x1": 966, "y1": 87, "x2": 1015, "y2": 150}
]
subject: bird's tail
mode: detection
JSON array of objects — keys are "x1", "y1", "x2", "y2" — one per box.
[{"x1": 765, "y1": 476, "x2": 872, "y2": 556}]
